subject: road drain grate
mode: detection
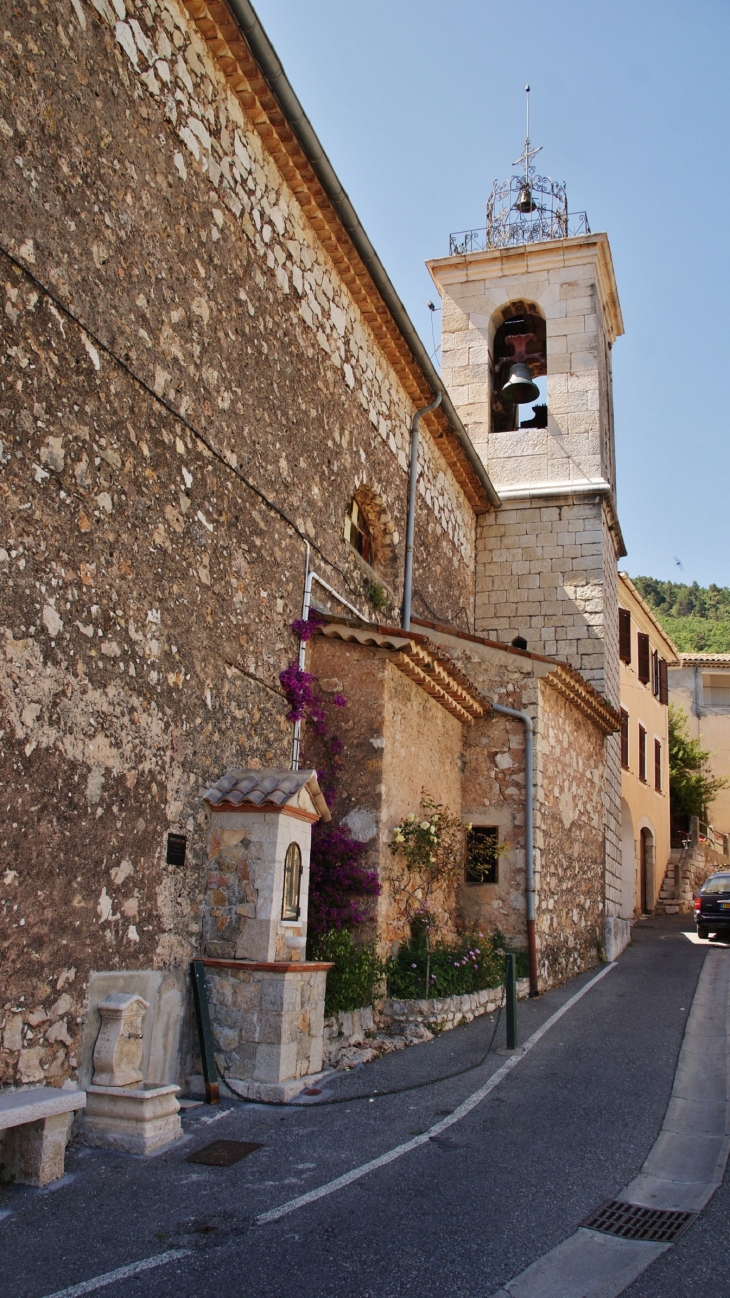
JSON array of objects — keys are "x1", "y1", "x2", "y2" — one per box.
[
  {"x1": 186, "y1": 1140, "x2": 263, "y2": 1167},
  {"x1": 581, "y1": 1199, "x2": 697, "y2": 1243}
]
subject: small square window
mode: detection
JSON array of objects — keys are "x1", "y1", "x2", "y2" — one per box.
[
  {"x1": 465, "y1": 826, "x2": 499, "y2": 885},
  {"x1": 166, "y1": 832, "x2": 187, "y2": 867}
]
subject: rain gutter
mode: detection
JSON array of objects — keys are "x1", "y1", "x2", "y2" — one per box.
[{"x1": 225, "y1": 0, "x2": 501, "y2": 511}]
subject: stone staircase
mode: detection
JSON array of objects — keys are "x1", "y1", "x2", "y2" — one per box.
[{"x1": 656, "y1": 855, "x2": 681, "y2": 914}]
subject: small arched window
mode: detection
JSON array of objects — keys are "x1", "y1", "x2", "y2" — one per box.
[
  {"x1": 281, "y1": 842, "x2": 302, "y2": 920},
  {"x1": 344, "y1": 498, "x2": 373, "y2": 565}
]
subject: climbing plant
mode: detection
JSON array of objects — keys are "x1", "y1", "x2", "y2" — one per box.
[{"x1": 279, "y1": 611, "x2": 381, "y2": 1010}]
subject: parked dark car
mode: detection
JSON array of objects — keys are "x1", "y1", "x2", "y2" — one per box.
[{"x1": 694, "y1": 872, "x2": 730, "y2": 939}]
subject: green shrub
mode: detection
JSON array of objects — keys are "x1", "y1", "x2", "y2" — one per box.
[
  {"x1": 386, "y1": 928, "x2": 527, "y2": 1001},
  {"x1": 309, "y1": 929, "x2": 385, "y2": 1016}
]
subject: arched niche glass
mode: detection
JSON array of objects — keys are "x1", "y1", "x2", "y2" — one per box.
[{"x1": 281, "y1": 841, "x2": 302, "y2": 920}]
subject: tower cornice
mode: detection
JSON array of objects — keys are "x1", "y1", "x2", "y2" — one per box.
[{"x1": 427, "y1": 232, "x2": 624, "y2": 345}]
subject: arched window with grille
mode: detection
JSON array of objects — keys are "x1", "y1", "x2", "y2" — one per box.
[{"x1": 344, "y1": 498, "x2": 373, "y2": 565}]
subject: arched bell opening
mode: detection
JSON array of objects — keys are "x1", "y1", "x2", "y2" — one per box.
[{"x1": 490, "y1": 300, "x2": 547, "y2": 433}]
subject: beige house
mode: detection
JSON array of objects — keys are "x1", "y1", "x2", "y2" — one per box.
[
  {"x1": 669, "y1": 655, "x2": 730, "y2": 835},
  {"x1": 618, "y1": 574, "x2": 679, "y2": 915}
]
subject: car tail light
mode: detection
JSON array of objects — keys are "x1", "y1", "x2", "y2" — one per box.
[{"x1": 694, "y1": 896, "x2": 701, "y2": 911}]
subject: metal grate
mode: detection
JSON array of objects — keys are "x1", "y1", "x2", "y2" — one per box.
[
  {"x1": 186, "y1": 1140, "x2": 263, "y2": 1167},
  {"x1": 582, "y1": 1199, "x2": 697, "y2": 1243}
]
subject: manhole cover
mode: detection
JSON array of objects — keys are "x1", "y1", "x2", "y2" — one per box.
[
  {"x1": 186, "y1": 1140, "x2": 263, "y2": 1167},
  {"x1": 302, "y1": 1088, "x2": 322, "y2": 1096},
  {"x1": 581, "y1": 1199, "x2": 697, "y2": 1243}
]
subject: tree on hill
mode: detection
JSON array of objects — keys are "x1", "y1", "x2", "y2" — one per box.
[{"x1": 631, "y1": 577, "x2": 730, "y2": 652}]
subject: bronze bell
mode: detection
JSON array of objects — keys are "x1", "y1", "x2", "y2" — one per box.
[
  {"x1": 513, "y1": 183, "x2": 537, "y2": 213},
  {"x1": 500, "y1": 363, "x2": 540, "y2": 405}
]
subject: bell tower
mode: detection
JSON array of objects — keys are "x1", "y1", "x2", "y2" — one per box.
[
  {"x1": 427, "y1": 94, "x2": 628, "y2": 951},
  {"x1": 427, "y1": 98, "x2": 625, "y2": 691}
]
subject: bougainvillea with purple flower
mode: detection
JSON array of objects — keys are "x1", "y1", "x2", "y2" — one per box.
[
  {"x1": 280, "y1": 610, "x2": 379, "y2": 958},
  {"x1": 307, "y1": 822, "x2": 380, "y2": 936}
]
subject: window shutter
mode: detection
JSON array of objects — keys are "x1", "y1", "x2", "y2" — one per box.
[
  {"x1": 620, "y1": 709, "x2": 629, "y2": 769},
  {"x1": 638, "y1": 724, "x2": 647, "y2": 782},
  {"x1": 637, "y1": 633, "x2": 650, "y2": 684},
  {"x1": 619, "y1": 609, "x2": 631, "y2": 663},
  {"x1": 659, "y1": 658, "x2": 669, "y2": 705},
  {"x1": 652, "y1": 649, "x2": 660, "y2": 697},
  {"x1": 654, "y1": 738, "x2": 662, "y2": 792}
]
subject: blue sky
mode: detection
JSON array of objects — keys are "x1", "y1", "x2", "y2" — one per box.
[{"x1": 255, "y1": 1, "x2": 730, "y2": 588}]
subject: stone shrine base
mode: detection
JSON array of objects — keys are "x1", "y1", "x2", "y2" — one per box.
[
  {"x1": 199, "y1": 959, "x2": 332, "y2": 1103},
  {"x1": 83, "y1": 1083, "x2": 181, "y2": 1154}
]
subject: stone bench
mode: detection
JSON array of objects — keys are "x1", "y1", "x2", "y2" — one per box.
[{"x1": 0, "y1": 1087, "x2": 86, "y2": 1186}]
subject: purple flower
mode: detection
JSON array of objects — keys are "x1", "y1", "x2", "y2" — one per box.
[
  {"x1": 291, "y1": 609, "x2": 324, "y2": 642},
  {"x1": 333, "y1": 694, "x2": 347, "y2": 709},
  {"x1": 411, "y1": 963, "x2": 417, "y2": 968}
]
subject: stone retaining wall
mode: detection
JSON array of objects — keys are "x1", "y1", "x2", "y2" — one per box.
[{"x1": 323, "y1": 979, "x2": 530, "y2": 1069}]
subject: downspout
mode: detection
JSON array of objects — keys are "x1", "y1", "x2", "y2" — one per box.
[
  {"x1": 402, "y1": 392, "x2": 443, "y2": 631},
  {"x1": 291, "y1": 545, "x2": 373, "y2": 770},
  {"x1": 492, "y1": 702, "x2": 538, "y2": 996}
]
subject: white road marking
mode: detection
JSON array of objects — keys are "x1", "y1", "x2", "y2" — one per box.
[
  {"x1": 490, "y1": 948, "x2": 730, "y2": 1296},
  {"x1": 257, "y1": 962, "x2": 617, "y2": 1226},
  {"x1": 39, "y1": 1249, "x2": 191, "y2": 1298}
]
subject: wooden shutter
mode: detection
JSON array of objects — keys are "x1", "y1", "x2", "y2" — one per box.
[
  {"x1": 637, "y1": 633, "x2": 650, "y2": 684},
  {"x1": 620, "y1": 709, "x2": 629, "y2": 769},
  {"x1": 652, "y1": 649, "x2": 660, "y2": 697},
  {"x1": 619, "y1": 609, "x2": 631, "y2": 663},
  {"x1": 654, "y1": 738, "x2": 662, "y2": 792},
  {"x1": 638, "y1": 724, "x2": 647, "y2": 782},
  {"x1": 659, "y1": 658, "x2": 669, "y2": 705}
]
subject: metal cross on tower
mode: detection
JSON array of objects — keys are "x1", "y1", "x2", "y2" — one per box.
[{"x1": 512, "y1": 85, "x2": 542, "y2": 179}]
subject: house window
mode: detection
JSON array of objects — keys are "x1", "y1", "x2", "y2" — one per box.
[
  {"x1": 702, "y1": 674, "x2": 730, "y2": 709},
  {"x1": 619, "y1": 609, "x2": 631, "y2": 664},
  {"x1": 281, "y1": 842, "x2": 302, "y2": 920},
  {"x1": 638, "y1": 724, "x2": 647, "y2": 783},
  {"x1": 620, "y1": 709, "x2": 629, "y2": 770},
  {"x1": 344, "y1": 498, "x2": 373, "y2": 565},
  {"x1": 654, "y1": 739, "x2": 662, "y2": 792},
  {"x1": 465, "y1": 826, "x2": 499, "y2": 884},
  {"x1": 637, "y1": 633, "x2": 650, "y2": 685}
]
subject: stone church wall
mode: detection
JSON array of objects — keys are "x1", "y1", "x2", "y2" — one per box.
[{"x1": 0, "y1": 0, "x2": 476, "y2": 1089}]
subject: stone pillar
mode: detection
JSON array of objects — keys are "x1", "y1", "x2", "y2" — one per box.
[
  {"x1": 83, "y1": 992, "x2": 181, "y2": 1154},
  {"x1": 196, "y1": 769, "x2": 333, "y2": 1102}
]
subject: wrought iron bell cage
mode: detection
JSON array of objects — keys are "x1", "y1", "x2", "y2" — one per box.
[
  {"x1": 449, "y1": 89, "x2": 590, "y2": 256},
  {"x1": 486, "y1": 169, "x2": 569, "y2": 249}
]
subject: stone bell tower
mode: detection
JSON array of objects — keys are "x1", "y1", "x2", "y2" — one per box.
[{"x1": 427, "y1": 107, "x2": 629, "y2": 953}]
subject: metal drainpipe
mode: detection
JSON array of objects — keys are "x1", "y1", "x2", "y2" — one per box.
[
  {"x1": 290, "y1": 545, "x2": 373, "y2": 770},
  {"x1": 492, "y1": 702, "x2": 538, "y2": 996},
  {"x1": 402, "y1": 392, "x2": 443, "y2": 631}
]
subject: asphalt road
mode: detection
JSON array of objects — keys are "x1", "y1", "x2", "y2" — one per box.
[{"x1": 1, "y1": 915, "x2": 721, "y2": 1298}]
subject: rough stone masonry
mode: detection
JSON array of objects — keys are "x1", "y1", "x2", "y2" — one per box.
[{"x1": 0, "y1": 0, "x2": 481, "y2": 1090}]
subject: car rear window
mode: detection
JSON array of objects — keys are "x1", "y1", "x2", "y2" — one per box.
[{"x1": 701, "y1": 875, "x2": 730, "y2": 894}]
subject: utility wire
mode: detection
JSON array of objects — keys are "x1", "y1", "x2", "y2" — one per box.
[{"x1": 0, "y1": 243, "x2": 365, "y2": 607}]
